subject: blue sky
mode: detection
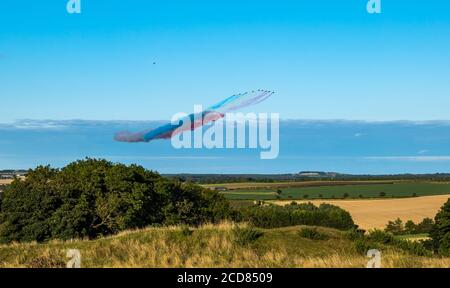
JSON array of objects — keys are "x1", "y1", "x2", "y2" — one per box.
[{"x1": 1, "y1": 0, "x2": 450, "y2": 122}]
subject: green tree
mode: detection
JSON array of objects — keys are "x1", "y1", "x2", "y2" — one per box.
[
  {"x1": 417, "y1": 218, "x2": 434, "y2": 234},
  {"x1": 404, "y1": 220, "x2": 417, "y2": 234},
  {"x1": 0, "y1": 159, "x2": 233, "y2": 243},
  {"x1": 385, "y1": 218, "x2": 404, "y2": 235},
  {"x1": 430, "y1": 199, "x2": 450, "y2": 255}
]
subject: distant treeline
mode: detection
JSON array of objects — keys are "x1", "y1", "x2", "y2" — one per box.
[{"x1": 165, "y1": 173, "x2": 450, "y2": 184}]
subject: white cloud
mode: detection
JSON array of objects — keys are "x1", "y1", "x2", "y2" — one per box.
[{"x1": 365, "y1": 156, "x2": 450, "y2": 162}]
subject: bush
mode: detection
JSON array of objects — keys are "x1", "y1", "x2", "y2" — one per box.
[
  {"x1": 180, "y1": 226, "x2": 194, "y2": 237},
  {"x1": 238, "y1": 202, "x2": 356, "y2": 230},
  {"x1": 298, "y1": 227, "x2": 328, "y2": 240},
  {"x1": 0, "y1": 159, "x2": 235, "y2": 243},
  {"x1": 353, "y1": 238, "x2": 379, "y2": 255},
  {"x1": 353, "y1": 229, "x2": 431, "y2": 256},
  {"x1": 367, "y1": 230, "x2": 395, "y2": 244},
  {"x1": 232, "y1": 226, "x2": 263, "y2": 246},
  {"x1": 345, "y1": 229, "x2": 365, "y2": 241}
]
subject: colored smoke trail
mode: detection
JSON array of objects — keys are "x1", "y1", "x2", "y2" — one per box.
[{"x1": 114, "y1": 90, "x2": 274, "y2": 143}]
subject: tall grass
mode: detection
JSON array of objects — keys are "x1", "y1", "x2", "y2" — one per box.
[{"x1": 0, "y1": 222, "x2": 449, "y2": 268}]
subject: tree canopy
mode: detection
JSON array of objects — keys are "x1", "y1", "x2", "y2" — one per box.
[{"x1": 0, "y1": 159, "x2": 234, "y2": 243}]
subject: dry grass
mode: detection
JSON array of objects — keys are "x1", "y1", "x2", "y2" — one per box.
[
  {"x1": 271, "y1": 195, "x2": 450, "y2": 230},
  {"x1": 0, "y1": 222, "x2": 449, "y2": 268}
]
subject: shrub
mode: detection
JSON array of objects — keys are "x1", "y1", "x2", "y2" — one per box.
[
  {"x1": 180, "y1": 226, "x2": 194, "y2": 237},
  {"x1": 367, "y1": 229, "x2": 395, "y2": 244},
  {"x1": 298, "y1": 227, "x2": 328, "y2": 240},
  {"x1": 353, "y1": 238, "x2": 379, "y2": 255},
  {"x1": 232, "y1": 226, "x2": 263, "y2": 246},
  {"x1": 345, "y1": 229, "x2": 365, "y2": 241},
  {"x1": 356, "y1": 229, "x2": 431, "y2": 257}
]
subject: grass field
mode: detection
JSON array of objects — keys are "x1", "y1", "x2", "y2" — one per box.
[
  {"x1": 271, "y1": 195, "x2": 450, "y2": 230},
  {"x1": 202, "y1": 180, "x2": 400, "y2": 190},
  {"x1": 221, "y1": 182, "x2": 450, "y2": 200},
  {"x1": 0, "y1": 222, "x2": 449, "y2": 268}
]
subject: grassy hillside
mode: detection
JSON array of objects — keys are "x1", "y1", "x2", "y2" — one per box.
[{"x1": 1, "y1": 222, "x2": 449, "y2": 268}]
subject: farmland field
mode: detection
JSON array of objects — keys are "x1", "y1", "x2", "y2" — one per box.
[
  {"x1": 271, "y1": 194, "x2": 450, "y2": 230},
  {"x1": 202, "y1": 180, "x2": 400, "y2": 190},
  {"x1": 220, "y1": 182, "x2": 450, "y2": 200},
  {"x1": 0, "y1": 179, "x2": 13, "y2": 185}
]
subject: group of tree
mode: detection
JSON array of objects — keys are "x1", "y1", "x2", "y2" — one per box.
[
  {"x1": 238, "y1": 202, "x2": 356, "y2": 230},
  {"x1": 381, "y1": 199, "x2": 450, "y2": 256},
  {"x1": 0, "y1": 159, "x2": 235, "y2": 243},
  {"x1": 385, "y1": 218, "x2": 434, "y2": 235}
]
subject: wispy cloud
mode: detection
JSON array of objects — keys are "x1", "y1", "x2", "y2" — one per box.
[
  {"x1": 0, "y1": 120, "x2": 67, "y2": 130},
  {"x1": 95, "y1": 155, "x2": 225, "y2": 161},
  {"x1": 365, "y1": 156, "x2": 450, "y2": 162}
]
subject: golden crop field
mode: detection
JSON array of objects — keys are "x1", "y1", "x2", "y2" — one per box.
[
  {"x1": 271, "y1": 194, "x2": 450, "y2": 230},
  {"x1": 0, "y1": 179, "x2": 13, "y2": 185}
]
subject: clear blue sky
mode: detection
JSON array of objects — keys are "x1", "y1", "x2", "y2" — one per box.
[{"x1": 1, "y1": 0, "x2": 450, "y2": 122}]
